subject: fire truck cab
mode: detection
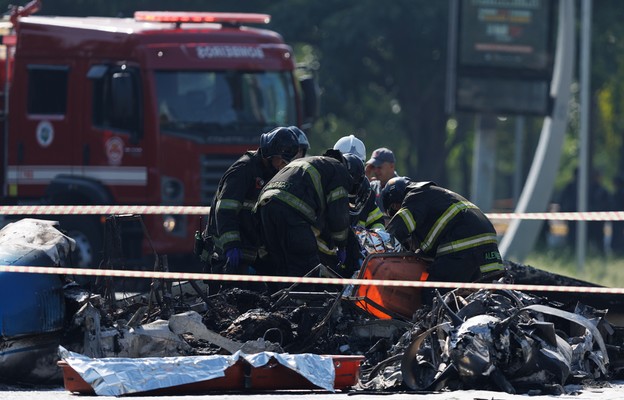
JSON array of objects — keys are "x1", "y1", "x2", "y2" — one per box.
[{"x1": 0, "y1": 3, "x2": 317, "y2": 269}]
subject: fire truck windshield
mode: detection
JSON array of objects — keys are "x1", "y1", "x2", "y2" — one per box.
[{"x1": 155, "y1": 70, "x2": 297, "y2": 143}]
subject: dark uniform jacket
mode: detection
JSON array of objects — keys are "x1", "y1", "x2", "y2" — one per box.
[
  {"x1": 207, "y1": 150, "x2": 274, "y2": 262},
  {"x1": 352, "y1": 191, "x2": 385, "y2": 229},
  {"x1": 257, "y1": 156, "x2": 353, "y2": 248},
  {"x1": 386, "y1": 181, "x2": 502, "y2": 274}
]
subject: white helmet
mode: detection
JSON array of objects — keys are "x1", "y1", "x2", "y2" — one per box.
[{"x1": 333, "y1": 134, "x2": 366, "y2": 162}]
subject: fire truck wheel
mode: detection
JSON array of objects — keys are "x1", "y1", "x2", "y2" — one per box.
[{"x1": 60, "y1": 216, "x2": 104, "y2": 270}]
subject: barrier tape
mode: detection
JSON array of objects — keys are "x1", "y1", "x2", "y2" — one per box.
[
  {"x1": 2, "y1": 264, "x2": 624, "y2": 295},
  {"x1": 2, "y1": 205, "x2": 623, "y2": 296},
  {"x1": 0, "y1": 205, "x2": 211, "y2": 215},
  {"x1": 486, "y1": 211, "x2": 624, "y2": 221},
  {"x1": 1, "y1": 205, "x2": 624, "y2": 221}
]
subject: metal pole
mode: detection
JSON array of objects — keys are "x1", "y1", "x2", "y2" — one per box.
[
  {"x1": 445, "y1": 0, "x2": 459, "y2": 115},
  {"x1": 499, "y1": 0, "x2": 575, "y2": 261},
  {"x1": 513, "y1": 116, "x2": 525, "y2": 206},
  {"x1": 1, "y1": 45, "x2": 9, "y2": 199},
  {"x1": 471, "y1": 114, "x2": 496, "y2": 213},
  {"x1": 577, "y1": 0, "x2": 592, "y2": 272}
]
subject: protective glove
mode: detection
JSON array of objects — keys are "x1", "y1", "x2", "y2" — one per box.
[
  {"x1": 337, "y1": 247, "x2": 347, "y2": 265},
  {"x1": 224, "y1": 247, "x2": 241, "y2": 273}
]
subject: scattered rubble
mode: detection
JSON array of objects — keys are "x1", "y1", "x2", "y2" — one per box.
[
  {"x1": 56, "y1": 263, "x2": 624, "y2": 395},
  {"x1": 359, "y1": 288, "x2": 618, "y2": 395},
  {"x1": 2, "y1": 218, "x2": 624, "y2": 395}
]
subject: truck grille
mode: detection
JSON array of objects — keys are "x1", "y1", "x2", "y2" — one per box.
[{"x1": 200, "y1": 154, "x2": 241, "y2": 205}]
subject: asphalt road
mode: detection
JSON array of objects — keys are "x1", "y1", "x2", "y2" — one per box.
[{"x1": 4, "y1": 383, "x2": 624, "y2": 400}]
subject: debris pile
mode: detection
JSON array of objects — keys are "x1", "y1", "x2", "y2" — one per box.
[
  {"x1": 64, "y1": 283, "x2": 401, "y2": 360},
  {"x1": 359, "y1": 288, "x2": 621, "y2": 395},
  {"x1": 58, "y1": 263, "x2": 624, "y2": 395},
  {"x1": 2, "y1": 218, "x2": 624, "y2": 395}
]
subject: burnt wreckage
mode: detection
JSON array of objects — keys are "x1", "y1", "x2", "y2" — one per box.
[{"x1": 2, "y1": 217, "x2": 624, "y2": 395}]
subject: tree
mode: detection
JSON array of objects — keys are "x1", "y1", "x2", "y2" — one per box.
[
  {"x1": 593, "y1": 1, "x2": 624, "y2": 181},
  {"x1": 267, "y1": 1, "x2": 451, "y2": 184}
]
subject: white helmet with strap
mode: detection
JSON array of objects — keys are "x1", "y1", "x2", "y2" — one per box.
[{"x1": 333, "y1": 134, "x2": 366, "y2": 162}]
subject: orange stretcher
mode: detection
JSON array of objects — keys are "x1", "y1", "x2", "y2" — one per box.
[{"x1": 353, "y1": 252, "x2": 430, "y2": 320}]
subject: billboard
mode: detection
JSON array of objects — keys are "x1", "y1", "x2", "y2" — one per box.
[{"x1": 451, "y1": 0, "x2": 555, "y2": 115}]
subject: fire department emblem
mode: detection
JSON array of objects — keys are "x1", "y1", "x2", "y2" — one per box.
[
  {"x1": 35, "y1": 121, "x2": 54, "y2": 148},
  {"x1": 105, "y1": 136, "x2": 124, "y2": 165}
]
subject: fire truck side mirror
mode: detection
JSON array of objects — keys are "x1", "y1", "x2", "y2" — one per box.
[{"x1": 299, "y1": 76, "x2": 319, "y2": 127}]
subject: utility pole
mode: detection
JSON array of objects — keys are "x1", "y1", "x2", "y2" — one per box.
[{"x1": 577, "y1": 0, "x2": 592, "y2": 272}]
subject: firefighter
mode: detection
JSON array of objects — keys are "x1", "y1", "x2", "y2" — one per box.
[
  {"x1": 256, "y1": 150, "x2": 367, "y2": 278},
  {"x1": 333, "y1": 135, "x2": 384, "y2": 230},
  {"x1": 381, "y1": 177, "x2": 504, "y2": 301},
  {"x1": 333, "y1": 136, "x2": 384, "y2": 274},
  {"x1": 201, "y1": 126, "x2": 300, "y2": 276}
]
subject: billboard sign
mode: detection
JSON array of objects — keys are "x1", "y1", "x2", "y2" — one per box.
[{"x1": 450, "y1": 0, "x2": 555, "y2": 115}]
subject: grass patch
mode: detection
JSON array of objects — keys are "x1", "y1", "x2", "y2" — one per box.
[{"x1": 521, "y1": 247, "x2": 624, "y2": 288}]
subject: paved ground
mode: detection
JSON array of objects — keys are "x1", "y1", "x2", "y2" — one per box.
[{"x1": 4, "y1": 382, "x2": 624, "y2": 400}]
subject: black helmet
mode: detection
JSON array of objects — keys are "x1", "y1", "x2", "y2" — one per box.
[
  {"x1": 349, "y1": 176, "x2": 371, "y2": 216},
  {"x1": 343, "y1": 153, "x2": 365, "y2": 189},
  {"x1": 343, "y1": 151, "x2": 366, "y2": 197},
  {"x1": 382, "y1": 176, "x2": 410, "y2": 216},
  {"x1": 260, "y1": 127, "x2": 300, "y2": 162},
  {"x1": 288, "y1": 126, "x2": 309, "y2": 156}
]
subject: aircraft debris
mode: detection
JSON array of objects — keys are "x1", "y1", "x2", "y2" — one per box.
[{"x1": 2, "y1": 218, "x2": 624, "y2": 397}]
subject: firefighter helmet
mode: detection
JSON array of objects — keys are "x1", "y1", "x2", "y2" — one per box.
[
  {"x1": 260, "y1": 127, "x2": 300, "y2": 162},
  {"x1": 349, "y1": 176, "x2": 372, "y2": 216},
  {"x1": 333, "y1": 134, "x2": 366, "y2": 162},
  {"x1": 288, "y1": 126, "x2": 309, "y2": 157},
  {"x1": 343, "y1": 153, "x2": 365, "y2": 190},
  {"x1": 343, "y1": 153, "x2": 367, "y2": 215},
  {"x1": 382, "y1": 176, "x2": 411, "y2": 216}
]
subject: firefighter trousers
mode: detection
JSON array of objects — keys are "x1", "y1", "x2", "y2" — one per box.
[
  {"x1": 423, "y1": 242, "x2": 503, "y2": 305},
  {"x1": 258, "y1": 199, "x2": 320, "y2": 277}
]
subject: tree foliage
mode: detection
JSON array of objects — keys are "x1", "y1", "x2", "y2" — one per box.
[
  {"x1": 593, "y1": 1, "x2": 624, "y2": 181},
  {"x1": 268, "y1": 1, "x2": 450, "y2": 183}
]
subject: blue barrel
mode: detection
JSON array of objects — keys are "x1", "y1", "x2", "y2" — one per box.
[
  {"x1": 0, "y1": 218, "x2": 68, "y2": 383},
  {"x1": 0, "y1": 229, "x2": 66, "y2": 337}
]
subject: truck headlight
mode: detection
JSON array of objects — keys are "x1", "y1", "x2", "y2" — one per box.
[{"x1": 163, "y1": 215, "x2": 177, "y2": 233}]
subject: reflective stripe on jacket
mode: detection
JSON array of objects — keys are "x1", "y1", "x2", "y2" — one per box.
[
  {"x1": 208, "y1": 150, "x2": 274, "y2": 254},
  {"x1": 386, "y1": 182, "x2": 500, "y2": 259},
  {"x1": 353, "y1": 190, "x2": 385, "y2": 229},
  {"x1": 257, "y1": 156, "x2": 352, "y2": 247}
]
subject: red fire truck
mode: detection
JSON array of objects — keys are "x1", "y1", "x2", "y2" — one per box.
[{"x1": 0, "y1": 1, "x2": 317, "y2": 269}]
